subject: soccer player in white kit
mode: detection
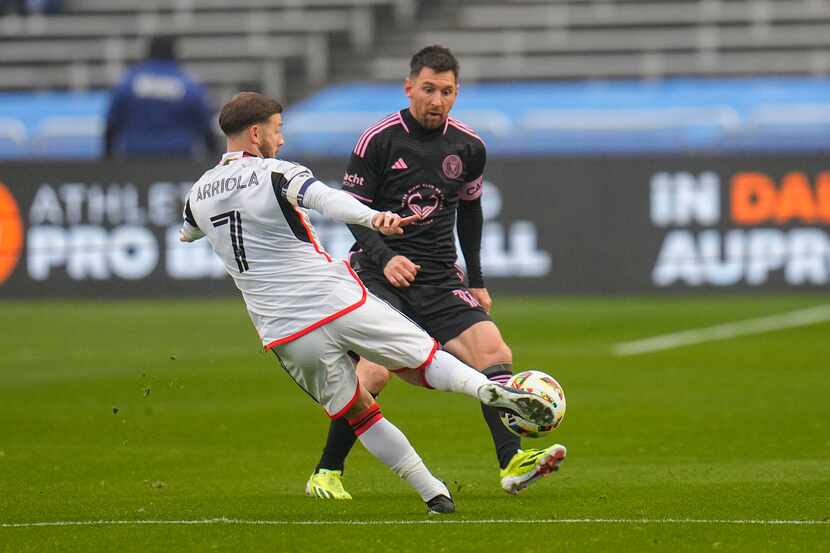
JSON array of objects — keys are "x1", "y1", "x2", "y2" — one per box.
[{"x1": 180, "y1": 92, "x2": 556, "y2": 514}]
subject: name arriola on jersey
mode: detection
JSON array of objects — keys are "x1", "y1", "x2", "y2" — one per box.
[{"x1": 194, "y1": 172, "x2": 261, "y2": 202}]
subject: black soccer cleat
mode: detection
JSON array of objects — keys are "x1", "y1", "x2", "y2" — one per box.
[{"x1": 426, "y1": 494, "x2": 455, "y2": 515}]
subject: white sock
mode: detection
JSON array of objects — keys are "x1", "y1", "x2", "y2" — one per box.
[
  {"x1": 349, "y1": 406, "x2": 449, "y2": 502},
  {"x1": 423, "y1": 350, "x2": 489, "y2": 398}
]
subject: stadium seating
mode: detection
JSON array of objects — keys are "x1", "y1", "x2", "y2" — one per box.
[
  {"x1": 3, "y1": 0, "x2": 830, "y2": 158},
  {"x1": 278, "y1": 77, "x2": 830, "y2": 157},
  {"x1": 0, "y1": 0, "x2": 415, "y2": 157},
  {"x1": 0, "y1": 117, "x2": 28, "y2": 159},
  {"x1": 0, "y1": 91, "x2": 108, "y2": 159},
  {"x1": 0, "y1": 0, "x2": 415, "y2": 99},
  {"x1": 29, "y1": 115, "x2": 103, "y2": 158},
  {"x1": 370, "y1": 0, "x2": 830, "y2": 80},
  {"x1": 4, "y1": 0, "x2": 829, "y2": 93}
]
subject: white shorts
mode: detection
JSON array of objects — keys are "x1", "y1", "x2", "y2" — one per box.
[{"x1": 273, "y1": 292, "x2": 438, "y2": 419}]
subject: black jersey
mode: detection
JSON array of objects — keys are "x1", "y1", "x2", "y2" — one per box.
[{"x1": 341, "y1": 108, "x2": 486, "y2": 284}]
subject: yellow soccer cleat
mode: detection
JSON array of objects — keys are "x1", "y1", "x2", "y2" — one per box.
[
  {"x1": 500, "y1": 444, "x2": 567, "y2": 495},
  {"x1": 305, "y1": 469, "x2": 353, "y2": 500}
]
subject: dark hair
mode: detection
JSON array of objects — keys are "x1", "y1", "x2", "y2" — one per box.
[
  {"x1": 146, "y1": 35, "x2": 177, "y2": 61},
  {"x1": 409, "y1": 45, "x2": 459, "y2": 79},
  {"x1": 218, "y1": 92, "x2": 284, "y2": 136}
]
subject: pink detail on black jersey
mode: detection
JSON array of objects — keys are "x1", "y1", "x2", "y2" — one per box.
[
  {"x1": 391, "y1": 158, "x2": 408, "y2": 170},
  {"x1": 356, "y1": 119, "x2": 401, "y2": 158},
  {"x1": 452, "y1": 289, "x2": 481, "y2": 308},
  {"x1": 407, "y1": 191, "x2": 440, "y2": 219},
  {"x1": 459, "y1": 175, "x2": 483, "y2": 201},
  {"x1": 354, "y1": 113, "x2": 397, "y2": 155},
  {"x1": 448, "y1": 116, "x2": 478, "y2": 135},
  {"x1": 448, "y1": 117, "x2": 485, "y2": 146},
  {"x1": 442, "y1": 154, "x2": 463, "y2": 180},
  {"x1": 490, "y1": 374, "x2": 513, "y2": 385},
  {"x1": 354, "y1": 113, "x2": 403, "y2": 158}
]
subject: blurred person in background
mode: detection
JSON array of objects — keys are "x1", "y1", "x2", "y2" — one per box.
[{"x1": 104, "y1": 35, "x2": 217, "y2": 159}]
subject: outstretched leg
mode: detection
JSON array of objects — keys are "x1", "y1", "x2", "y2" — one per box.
[{"x1": 393, "y1": 349, "x2": 555, "y2": 427}]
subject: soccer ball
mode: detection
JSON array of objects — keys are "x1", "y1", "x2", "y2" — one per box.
[{"x1": 500, "y1": 370, "x2": 566, "y2": 438}]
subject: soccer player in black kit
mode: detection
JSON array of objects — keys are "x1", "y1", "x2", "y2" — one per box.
[{"x1": 305, "y1": 45, "x2": 567, "y2": 500}]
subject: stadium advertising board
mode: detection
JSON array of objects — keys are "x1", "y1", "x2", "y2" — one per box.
[
  {"x1": 0, "y1": 156, "x2": 828, "y2": 297},
  {"x1": 0, "y1": 161, "x2": 230, "y2": 298},
  {"x1": 483, "y1": 155, "x2": 830, "y2": 293}
]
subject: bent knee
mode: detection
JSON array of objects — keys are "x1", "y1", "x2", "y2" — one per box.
[
  {"x1": 481, "y1": 341, "x2": 512, "y2": 367},
  {"x1": 357, "y1": 359, "x2": 391, "y2": 394},
  {"x1": 464, "y1": 340, "x2": 511, "y2": 370}
]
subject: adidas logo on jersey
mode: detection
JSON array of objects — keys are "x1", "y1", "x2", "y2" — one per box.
[{"x1": 391, "y1": 158, "x2": 408, "y2": 170}]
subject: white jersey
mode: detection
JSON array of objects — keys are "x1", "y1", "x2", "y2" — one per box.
[{"x1": 183, "y1": 151, "x2": 379, "y2": 348}]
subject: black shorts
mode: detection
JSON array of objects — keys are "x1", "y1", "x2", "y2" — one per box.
[{"x1": 353, "y1": 264, "x2": 491, "y2": 345}]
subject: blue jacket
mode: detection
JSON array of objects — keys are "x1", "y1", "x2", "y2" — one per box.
[{"x1": 106, "y1": 60, "x2": 214, "y2": 157}]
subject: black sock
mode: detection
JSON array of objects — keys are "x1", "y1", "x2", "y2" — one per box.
[
  {"x1": 315, "y1": 392, "x2": 378, "y2": 473},
  {"x1": 480, "y1": 364, "x2": 521, "y2": 469},
  {"x1": 315, "y1": 417, "x2": 357, "y2": 473}
]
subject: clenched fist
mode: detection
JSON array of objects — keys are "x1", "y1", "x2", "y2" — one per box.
[{"x1": 384, "y1": 255, "x2": 421, "y2": 288}]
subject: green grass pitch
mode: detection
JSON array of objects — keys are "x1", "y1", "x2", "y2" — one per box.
[{"x1": 1, "y1": 295, "x2": 828, "y2": 552}]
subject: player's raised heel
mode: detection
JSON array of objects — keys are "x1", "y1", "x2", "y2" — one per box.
[
  {"x1": 426, "y1": 494, "x2": 455, "y2": 514},
  {"x1": 477, "y1": 382, "x2": 555, "y2": 426}
]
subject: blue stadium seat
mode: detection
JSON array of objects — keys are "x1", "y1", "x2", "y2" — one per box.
[
  {"x1": 31, "y1": 116, "x2": 103, "y2": 159},
  {"x1": 0, "y1": 118, "x2": 28, "y2": 160}
]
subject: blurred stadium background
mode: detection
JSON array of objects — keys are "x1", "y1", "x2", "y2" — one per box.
[
  {"x1": 3, "y1": 0, "x2": 830, "y2": 159},
  {"x1": 2, "y1": 0, "x2": 830, "y2": 295},
  {"x1": 1, "y1": 1, "x2": 829, "y2": 551}
]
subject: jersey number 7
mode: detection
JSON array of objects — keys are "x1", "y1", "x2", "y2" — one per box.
[{"x1": 210, "y1": 210, "x2": 249, "y2": 273}]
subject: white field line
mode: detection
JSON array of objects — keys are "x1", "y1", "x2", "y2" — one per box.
[
  {"x1": 613, "y1": 304, "x2": 830, "y2": 356},
  {"x1": 1, "y1": 517, "x2": 829, "y2": 528}
]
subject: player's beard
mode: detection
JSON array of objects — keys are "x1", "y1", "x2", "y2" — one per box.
[
  {"x1": 421, "y1": 111, "x2": 446, "y2": 129},
  {"x1": 261, "y1": 140, "x2": 277, "y2": 158}
]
